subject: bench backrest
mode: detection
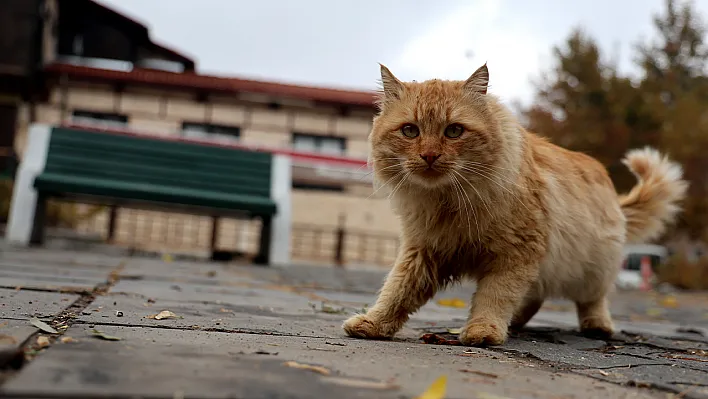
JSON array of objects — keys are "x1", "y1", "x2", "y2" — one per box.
[{"x1": 43, "y1": 127, "x2": 273, "y2": 198}]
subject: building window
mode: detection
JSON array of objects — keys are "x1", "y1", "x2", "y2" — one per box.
[
  {"x1": 181, "y1": 122, "x2": 240, "y2": 144},
  {"x1": 72, "y1": 110, "x2": 128, "y2": 128},
  {"x1": 292, "y1": 133, "x2": 346, "y2": 155}
]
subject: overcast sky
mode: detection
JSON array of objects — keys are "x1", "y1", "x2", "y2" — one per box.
[{"x1": 98, "y1": 0, "x2": 708, "y2": 106}]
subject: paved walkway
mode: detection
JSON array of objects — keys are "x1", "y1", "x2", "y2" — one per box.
[{"x1": 0, "y1": 245, "x2": 707, "y2": 398}]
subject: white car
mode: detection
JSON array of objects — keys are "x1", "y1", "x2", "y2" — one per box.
[{"x1": 616, "y1": 244, "x2": 667, "y2": 290}]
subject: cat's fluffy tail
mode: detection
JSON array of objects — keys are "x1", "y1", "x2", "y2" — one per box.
[{"x1": 619, "y1": 147, "x2": 688, "y2": 244}]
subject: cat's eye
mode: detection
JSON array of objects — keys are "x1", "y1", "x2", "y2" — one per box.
[
  {"x1": 401, "y1": 124, "x2": 420, "y2": 138},
  {"x1": 444, "y1": 124, "x2": 464, "y2": 138}
]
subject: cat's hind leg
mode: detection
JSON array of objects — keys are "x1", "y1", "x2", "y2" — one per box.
[
  {"x1": 576, "y1": 297, "x2": 614, "y2": 339},
  {"x1": 510, "y1": 293, "x2": 544, "y2": 331}
]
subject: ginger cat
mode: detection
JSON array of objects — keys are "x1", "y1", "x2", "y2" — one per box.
[{"x1": 342, "y1": 63, "x2": 688, "y2": 346}]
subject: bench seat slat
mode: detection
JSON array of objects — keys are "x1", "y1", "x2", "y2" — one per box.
[{"x1": 35, "y1": 172, "x2": 277, "y2": 215}]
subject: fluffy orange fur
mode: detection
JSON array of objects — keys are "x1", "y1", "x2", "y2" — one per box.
[{"x1": 342, "y1": 64, "x2": 688, "y2": 346}]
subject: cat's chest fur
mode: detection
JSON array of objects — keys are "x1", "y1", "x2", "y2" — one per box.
[
  {"x1": 397, "y1": 189, "x2": 547, "y2": 271},
  {"x1": 398, "y1": 197, "x2": 495, "y2": 252}
]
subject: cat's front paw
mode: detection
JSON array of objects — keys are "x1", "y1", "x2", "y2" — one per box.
[
  {"x1": 342, "y1": 314, "x2": 395, "y2": 339},
  {"x1": 459, "y1": 319, "x2": 507, "y2": 346}
]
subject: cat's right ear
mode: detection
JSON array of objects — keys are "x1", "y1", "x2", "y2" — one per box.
[{"x1": 378, "y1": 64, "x2": 404, "y2": 104}]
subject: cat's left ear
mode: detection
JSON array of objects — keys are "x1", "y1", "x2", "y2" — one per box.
[{"x1": 463, "y1": 63, "x2": 489, "y2": 95}]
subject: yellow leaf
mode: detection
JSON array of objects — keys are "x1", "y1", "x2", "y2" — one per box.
[
  {"x1": 659, "y1": 295, "x2": 679, "y2": 308},
  {"x1": 162, "y1": 254, "x2": 173, "y2": 263},
  {"x1": 36, "y1": 336, "x2": 50, "y2": 348},
  {"x1": 282, "y1": 361, "x2": 331, "y2": 375},
  {"x1": 415, "y1": 375, "x2": 447, "y2": 399},
  {"x1": 436, "y1": 298, "x2": 467, "y2": 308},
  {"x1": 646, "y1": 308, "x2": 664, "y2": 317},
  {"x1": 147, "y1": 310, "x2": 180, "y2": 320},
  {"x1": 447, "y1": 328, "x2": 462, "y2": 334}
]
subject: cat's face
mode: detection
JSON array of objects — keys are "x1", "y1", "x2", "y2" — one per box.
[{"x1": 369, "y1": 64, "x2": 503, "y2": 190}]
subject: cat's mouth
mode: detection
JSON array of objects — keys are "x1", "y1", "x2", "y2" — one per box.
[{"x1": 420, "y1": 167, "x2": 443, "y2": 176}]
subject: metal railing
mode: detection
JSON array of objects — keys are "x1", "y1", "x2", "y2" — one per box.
[
  {"x1": 291, "y1": 223, "x2": 399, "y2": 267},
  {"x1": 54, "y1": 201, "x2": 398, "y2": 267}
]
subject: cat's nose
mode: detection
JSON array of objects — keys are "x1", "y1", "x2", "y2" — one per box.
[{"x1": 420, "y1": 153, "x2": 441, "y2": 167}]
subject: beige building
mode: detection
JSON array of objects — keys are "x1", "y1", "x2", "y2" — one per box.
[{"x1": 2, "y1": 0, "x2": 401, "y2": 266}]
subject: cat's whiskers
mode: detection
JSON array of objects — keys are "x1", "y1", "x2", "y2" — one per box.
[
  {"x1": 456, "y1": 165, "x2": 532, "y2": 212},
  {"x1": 359, "y1": 162, "x2": 402, "y2": 182},
  {"x1": 352, "y1": 156, "x2": 400, "y2": 174},
  {"x1": 464, "y1": 160, "x2": 519, "y2": 174},
  {"x1": 450, "y1": 172, "x2": 478, "y2": 240},
  {"x1": 388, "y1": 171, "x2": 412, "y2": 200},
  {"x1": 459, "y1": 162, "x2": 528, "y2": 191},
  {"x1": 367, "y1": 168, "x2": 406, "y2": 200},
  {"x1": 456, "y1": 163, "x2": 524, "y2": 194},
  {"x1": 452, "y1": 169, "x2": 495, "y2": 223}
]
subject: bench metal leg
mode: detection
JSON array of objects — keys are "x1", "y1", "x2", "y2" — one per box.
[
  {"x1": 209, "y1": 216, "x2": 220, "y2": 260},
  {"x1": 29, "y1": 194, "x2": 47, "y2": 246},
  {"x1": 106, "y1": 205, "x2": 118, "y2": 242},
  {"x1": 254, "y1": 216, "x2": 272, "y2": 265}
]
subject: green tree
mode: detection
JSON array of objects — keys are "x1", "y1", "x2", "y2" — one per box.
[
  {"x1": 524, "y1": 29, "x2": 636, "y2": 191},
  {"x1": 636, "y1": 0, "x2": 708, "y2": 239}
]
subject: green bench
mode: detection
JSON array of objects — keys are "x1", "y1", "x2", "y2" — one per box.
[{"x1": 6, "y1": 125, "x2": 292, "y2": 265}]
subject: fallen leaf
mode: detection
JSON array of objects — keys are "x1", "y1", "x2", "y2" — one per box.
[
  {"x1": 0, "y1": 321, "x2": 8, "y2": 328},
  {"x1": 60, "y1": 336, "x2": 77, "y2": 344},
  {"x1": 147, "y1": 310, "x2": 180, "y2": 320},
  {"x1": 420, "y1": 333, "x2": 462, "y2": 346},
  {"x1": 447, "y1": 328, "x2": 462, "y2": 334},
  {"x1": 162, "y1": 253, "x2": 173, "y2": 263},
  {"x1": 645, "y1": 308, "x2": 664, "y2": 317},
  {"x1": 436, "y1": 298, "x2": 466, "y2": 308},
  {"x1": 325, "y1": 341, "x2": 347, "y2": 346},
  {"x1": 282, "y1": 361, "x2": 330, "y2": 375},
  {"x1": 306, "y1": 347, "x2": 337, "y2": 352},
  {"x1": 689, "y1": 349, "x2": 708, "y2": 357},
  {"x1": 0, "y1": 334, "x2": 17, "y2": 344},
  {"x1": 24, "y1": 349, "x2": 40, "y2": 357},
  {"x1": 36, "y1": 336, "x2": 50, "y2": 348},
  {"x1": 322, "y1": 376, "x2": 399, "y2": 390},
  {"x1": 253, "y1": 350, "x2": 278, "y2": 355},
  {"x1": 459, "y1": 369, "x2": 498, "y2": 378},
  {"x1": 30, "y1": 318, "x2": 58, "y2": 334},
  {"x1": 321, "y1": 304, "x2": 346, "y2": 314},
  {"x1": 659, "y1": 295, "x2": 679, "y2": 308},
  {"x1": 219, "y1": 308, "x2": 233, "y2": 313},
  {"x1": 91, "y1": 329, "x2": 122, "y2": 341},
  {"x1": 415, "y1": 375, "x2": 447, "y2": 399}
]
